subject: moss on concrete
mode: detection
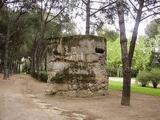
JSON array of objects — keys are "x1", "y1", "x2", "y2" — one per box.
[
  {"x1": 50, "y1": 63, "x2": 96, "y2": 84},
  {"x1": 48, "y1": 35, "x2": 106, "y2": 44}
]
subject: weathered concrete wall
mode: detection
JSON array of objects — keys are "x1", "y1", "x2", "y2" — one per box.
[{"x1": 46, "y1": 35, "x2": 108, "y2": 97}]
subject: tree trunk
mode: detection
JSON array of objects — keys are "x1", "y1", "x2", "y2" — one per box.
[
  {"x1": 128, "y1": 0, "x2": 144, "y2": 67},
  {"x1": 44, "y1": 53, "x2": 47, "y2": 71},
  {"x1": 85, "y1": 0, "x2": 90, "y2": 35},
  {"x1": 31, "y1": 37, "x2": 38, "y2": 75},
  {"x1": 10, "y1": 61, "x2": 13, "y2": 75},
  {"x1": 117, "y1": 0, "x2": 131, "y2": 106},
  {"x1": 152, "y1": 81, "x2": 158, "y2": 88},
  {"x1": 0, "y1": 0, "x2": 3, "y2": 9},
  {"x1": 31, "y1": 50, "x2": 36, "y2": 75},
  {"x1": 18, "y1": 62, "x2": 21, "y2": 73},
  {"x1": 16, "y1": 60, "x2": 19, "y2": 73},
  {"x1": 3, "y1": 25, "x2": 10, "y2": 80}
]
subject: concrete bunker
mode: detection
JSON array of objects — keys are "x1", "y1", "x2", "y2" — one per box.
[{"x1": 46, "y1": 35, "x2": 108, "y2": 97}]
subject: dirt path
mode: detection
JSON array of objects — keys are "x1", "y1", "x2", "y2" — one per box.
[{"x1": 0, "y1": 74, "x2": 160, "y2": 120}]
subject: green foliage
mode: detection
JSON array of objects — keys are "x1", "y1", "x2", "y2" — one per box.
[
  {"x1": 22, "y1": 64, "x2": 30, "y2": 74},
  {"x1": 97, "y1": 28, "x2": 119, "y2": 41},
  {"x1": 132, "y1": 36, "x2": 151, "y2": 71},
  {"x1": 38, "y1": 71, "x2": 48, "y2": 82},
  {"x1": 107, "y1": 36, "x2": 149, "y2": 77},
  {"x1": 144, "y1": 20, "x2": 160, "y2": 68},
  {"x1": 107, "y1": 39, "x2": 121, "y2": 77},
  {"x1": 136, "y1": 68, "x2": 160, "y2": 88},
  {"x1": 145, "y1": 19, "x2": 160, "y2": 38},
  {"x1": 32, "y1": 71, "x2": 48, "y2": 83},
  {"x1": 0, "y1": 1, "x2": 76, "y2": 75},
  {"x1": 136, "y1": 71, "x2": 151, "y2": 87},
  {"x1": 109, "y1": 80, "x2": 160, "y2": 97},
  {"x1": 131, "y1": 69, "x2": 139, "y2": 78},
  {"x1": 144, "y1": 19, "x2": 160, "y2": 67},
  {"x1": 150, "y1": 68, "x2": 160, "y2": 88},
  {"x1": 0, "y1": 9, "x2": 29, "y2": 60}
]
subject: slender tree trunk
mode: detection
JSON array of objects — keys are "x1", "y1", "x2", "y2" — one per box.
[
  {"x1": 13, "y1": 60, "x2": 16, "y2": 73},
  {"x1": 10, "y1": 60, "x2": 13, "y2": 75},
  {"x1": 16, "y1": 60, "x2": 19, "y2": 73},
  {"x1": 31, "y1": 58, "x2": 34, "y2": 74},
  {"x1": 128, "y1": 0, "x2": 144, "y2": 67},
  {"x1": 18, "y1": 62, "x2": 21, "y2": 73},
  {"x1": 35, "y1": 40, "x2": 42, "y2": 74},
  {"x1": 31, "y1": 35, "x2": 38, "y2": 75},
  {"x1": 85, "y1": 0, "x2": 90, "y2": 35},
  {"x1": 3, "y1": 25, "x2": 10, "y2": 80},
  {"x1": 117, "y1": 0, "x2": 131, "y2": 106},
  {"x1": 0, "y1": 62, "x2": 2, "y2": 73},
  {"x1": 31, "y1": 50, "x2": 36, "y2": 74},
  {"x1": 0, "y1": 0, "x2": 3, "y2": 9},
  {"x1": 44, "y1": 53, "x2": 47, "y2": 71}
]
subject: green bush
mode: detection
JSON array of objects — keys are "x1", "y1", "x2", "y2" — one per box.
[
  {"x1": 31, "y1": 71, "x2": 48, "y2": 83},
  {"x1": 137, "y1": 69, "x2": 160, "y2": 88},
  {"x1": 136, "y1": 71, "x2": 151, "y2": 87},
  {"x1": 22, "y1": 64, "x2": 30, "y2": 74},
  {"x1": 150, "y1": 68, "x2": 160, "y2": 88},
  {"x1": 108, "y1": 67, "x2": 138, "y2": 77},
  {"x1": 38, "y1": 71, "x2": 48, "y2": 82}
]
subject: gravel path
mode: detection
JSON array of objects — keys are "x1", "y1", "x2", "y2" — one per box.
[{"x1": 0, "y1": 74, "x2": 160, "y2": 120}]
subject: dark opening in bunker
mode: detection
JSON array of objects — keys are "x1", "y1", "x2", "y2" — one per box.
[
  {"x1": 95, "y1": 48, "x2": 104, "y2": 54},
  {"x1": 53, "y1": 50, "x2": 61, "y2": 55}
]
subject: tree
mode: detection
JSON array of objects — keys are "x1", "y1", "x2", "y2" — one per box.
[
  {"x1": 97, "y1": 28, "x2": 119, "y2": 41},
  {"x1": 30, "y1": 0, "x2": 75, "y2": 75},
  {"x1": 116, "y1": 0, "x2": 160, "y2": 105},
  {"x1": 147, "y1": 35, "x2": 160, "y2": 66},
  {"x1": 133, "y1": 36, "x2": 151, "y2": 71},
  {"x1": 145, "y1": 19, "x2": 160, "y2": 67},
  {"x1": 0, "y1": 0, "x2": 75, "y2": 77},
  {"x1": 30, "y1": 0, "x2": 61, "y2": 75},
  {"x1": 145, "y1": 18, "x2": 160, "y2": 38},
  {"x1": 97, "y1": 28, "x2": 120, "y2": 76},
  {"x1": 107, "y1": 40, "x2": 122, "y2": 76},
  {"x1": 0, "y1": 0, "x2": 33, "y2": 79},
  {"x1": 70, "y1": 0, "x2": 116, "y2": 34}
]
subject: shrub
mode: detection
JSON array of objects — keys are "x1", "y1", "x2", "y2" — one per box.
[
  {"x1": 150, "y1": 68, "x2": 160, "y2": 88},
  {"x1": 22, "y1": 64, "x2": 30, "y2": 74},
  {"x1": 38, "y1": 71, "x2": 48, "y2": 82},
  {"x1": 136, "y1": 71, "x2": 150, "y2": 87},
  {"x1": 31, "y1": 71, "x2": 48, "y2": 83},
  {"x1": 137, "y1": 69, "x2": 160, "y2": 88}
]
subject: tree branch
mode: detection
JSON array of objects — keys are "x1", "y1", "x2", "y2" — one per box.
[
  {"x1": 90, "y1": 0, "x2": 106, "y2": 4},
  {"x1": 141, "y1": 12, "x2": 160, "y2": 21},
  {"x1": 128, "y1": 0, "x2": 138, "y2": 11},
  {"x1": 46, "y1": 7, "x2": 65, "y2": 24},
  {"x1": 127, "y1": 7, "x2": 136, "y2": 19},
  {"x1": 142, "y1": 5, "x2": 160, "y2": 12},
  {"x1": 82, "y1": 0, "x2": 87, "y2": 5},
  {"x1": 128, "y1": 0, "x2": 144, "y2": 67},
  {"x1": 45, "y1": 0, "x2": 54, "y2": 23},
  {"x1": 90, "y1": 1, "x2": 116, "y2": 16}
]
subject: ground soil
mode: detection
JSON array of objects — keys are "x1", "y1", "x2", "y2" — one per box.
[{"x1": 0, "y1": 74, "x2": 160, "y2": 120}]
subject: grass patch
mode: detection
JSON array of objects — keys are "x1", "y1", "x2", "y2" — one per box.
[{"x1": 109, "y1": 80, "x2": 160, "y2": 97}]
